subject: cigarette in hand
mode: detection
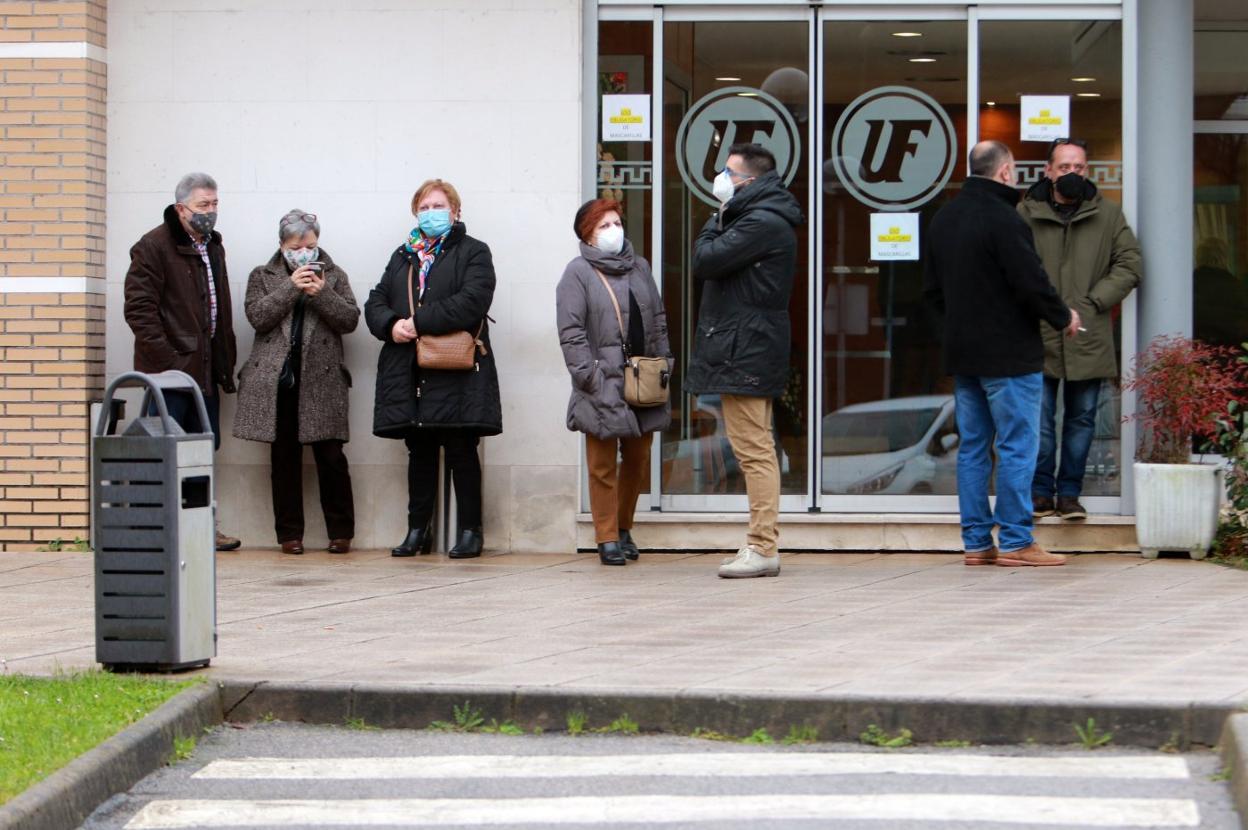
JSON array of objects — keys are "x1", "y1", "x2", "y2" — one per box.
[{"x1": 1077, "y1": 327, "x2": 1087, "y2": 332}]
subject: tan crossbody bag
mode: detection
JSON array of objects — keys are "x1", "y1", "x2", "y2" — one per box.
[
  {"x1": 594, "y1": 269, "x2": 669, "y2": 408},
  {"x1": 406, "y1": 263, "x2": 488, "y2": 371}
]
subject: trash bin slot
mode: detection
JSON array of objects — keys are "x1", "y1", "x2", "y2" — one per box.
[
  {"x1": 100, "y1": 569, "x2": 164, "y2": 575},
  {"x1": 97, "y1": 529, "x2": 166, "y2": 550},
  {"x1": 99, "y1": 593, "x2": 167, "y2": 613},
  {"x1": 99, "y1": 483, "x2": 164, "y2": 505},
  {"x1": 97, "y1": 507, "x2": 166, "y2": 527},
  {"x1": 180, "y1": 475, "x2": 210, "y2": 509},
  {"x1": 98, "y1": 461, "x2": 163, "y2": 484},
  {"x1": 101, "y1": 635, "x2": 166, "y2": 643},
  {"x1": 99, "y1": 546, "x2": 163, "y2": 553},
  {"x1": 102, "y1": 614, "x2": 166, "y2": 620},
  {"x1": 102, "y1": 591, "x2": 164, "y2": 598},
  {"x1": 97, "y1": 552, "x2": 165, "y2": 572}
]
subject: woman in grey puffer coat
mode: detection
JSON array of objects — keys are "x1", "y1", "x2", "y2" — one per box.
[{"x1": 556, "y1": 198, "x2": 672, "y2": 566}]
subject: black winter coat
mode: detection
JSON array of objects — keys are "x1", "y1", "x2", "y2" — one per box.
[
  {"x1": 923, "y1": 176, "x2": 1071, "y2": 378},
  {"x1": 364, "y1": 223, "x2": 502, "y2": 438},
  {"x1": 686, "y1": 171, "x2": 804, "y2": 398}
]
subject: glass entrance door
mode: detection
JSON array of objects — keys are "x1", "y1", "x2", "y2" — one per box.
[{"x1": 657, "y1": 11, "x2": 813, "y2": 511}]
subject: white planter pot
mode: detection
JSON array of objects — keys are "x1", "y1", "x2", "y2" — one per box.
[{"x1": 1133, "y1": 462, "x2": 1223, "y2": 560}]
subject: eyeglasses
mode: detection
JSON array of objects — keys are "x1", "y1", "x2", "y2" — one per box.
[
  {"x1": 280, "y1": 212, "x2": 317, "y2": 227},
  {"x1": 723, "y1": 168, "x2": 752, "y2": 181}
]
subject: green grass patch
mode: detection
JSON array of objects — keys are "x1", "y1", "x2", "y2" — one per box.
[{"x1": 0, "y1": 671, "x2": 197, "y2": 803}]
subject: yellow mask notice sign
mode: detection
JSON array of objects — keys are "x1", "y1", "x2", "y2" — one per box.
[
  {"x1": 870, "y1": 212, "x2": 919, "y2": 261},
  {"x1": 1020, "y1": 95, "x2": 1070, "y2": 142},
  {"x1": 602, "y1": 94, "x2": 651, "y2": 142}
]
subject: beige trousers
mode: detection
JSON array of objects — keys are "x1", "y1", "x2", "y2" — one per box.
[
  {"x1": 721, "y1": 394, "x2": 780, "y2": 556},
  {"x1": 585, "y1": 433, "x2": 653, "y2": 544}
]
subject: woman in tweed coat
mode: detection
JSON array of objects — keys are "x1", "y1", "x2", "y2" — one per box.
[{"x1": 233, "y1": 210, "x2": 360, "y2": 555}]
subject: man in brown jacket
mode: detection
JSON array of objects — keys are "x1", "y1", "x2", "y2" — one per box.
[
  {"x1": 1019, "y1": 139, "x2": 1142, "y2": 522},
  {"x1": 123, "y1": 172, "x2": 240, "y2": 550}
]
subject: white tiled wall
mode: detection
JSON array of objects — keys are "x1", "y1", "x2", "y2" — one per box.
[{"x1": 105, "y1": 0, "x2": 584, "y2": 551}]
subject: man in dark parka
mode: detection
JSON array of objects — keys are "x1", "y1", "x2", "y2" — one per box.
[{"x1": 687, "y1": 143, "x2": 804, "y2": 579}]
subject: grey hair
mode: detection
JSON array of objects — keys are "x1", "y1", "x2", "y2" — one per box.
[
  {"x1": 278, "y1": 209, "x2": 321, "y2": 243},
  {"x1": 175, "y1": 172, "x2": 218, "y2": 204}
]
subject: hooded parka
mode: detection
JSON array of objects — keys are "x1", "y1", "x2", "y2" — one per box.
[
  {"x1": 232, "y1": 249, "x2": 360, "y2": 444},
  {"x1": 685, "y1": 170, "x2": 804, "y2": 399},
  {"x1": 556, "y1": 241, "x2": 673, "y2": 440},
  {"x1": 364, "y1": 223, "x2": 502, "y2": 438},
  {"x1": 1018, "y1": 177, "x2": 1142, "y2": 381},
  {"x1": 123, "y1": 205, "x2": 237, "y2": 395}
]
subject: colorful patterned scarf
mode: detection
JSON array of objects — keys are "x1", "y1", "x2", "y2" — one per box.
[{"x1": 405, "y1": 230, "x2": 448, "y2": 299}]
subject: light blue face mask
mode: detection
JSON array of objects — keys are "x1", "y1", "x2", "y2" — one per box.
[{"x1": 417, "y1": 209, "x2": 453, "y2": 238}]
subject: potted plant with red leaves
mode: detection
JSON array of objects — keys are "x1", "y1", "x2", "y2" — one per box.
[{"x1": 1123, "y1": 335, "x2": 1245, "y2": 559}]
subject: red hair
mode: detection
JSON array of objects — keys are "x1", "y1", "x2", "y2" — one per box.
[{"x1": 575, "y1": 198, "x2": 623, "y2": 244}]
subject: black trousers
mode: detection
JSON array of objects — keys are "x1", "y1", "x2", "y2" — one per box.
[
  {"x1": 271, "y1": 387, "x2": 355, "y2": 543},
  {"x1": 149, "y1": 385, "x2": 221, "y2": 450},
  {"x1": 404, "y1": 429, "x2": 481, "y2": 532}
]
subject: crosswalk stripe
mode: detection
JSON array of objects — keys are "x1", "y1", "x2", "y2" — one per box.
[
  {"x1": 125, "y1": 794, "x2": 1201, "y2": 828},
  {"x1": 192, "y1": 752, "x2": 1191, "y2": 781}
]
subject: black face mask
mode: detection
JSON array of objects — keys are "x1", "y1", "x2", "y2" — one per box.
[
  {"x1": 1054, "y1": 172, "x2": 1085, "y2": 201},
  {"x1": 185, "y1": 209, "x2": 217, "y2": 238}
]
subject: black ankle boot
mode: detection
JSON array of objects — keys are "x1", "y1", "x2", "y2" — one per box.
[
  {"x1": 619, "y1": 529, "x2": 640, "y2": 561},
  {"x1": 448, "y1": 527, "x2": 483, "y2": 559},
  {"x1": 391, "y1": 523, "x2": 433, "y2": 557},
  {"x1": 598, "y1": 541, "x2": 626, "y2": 566}
]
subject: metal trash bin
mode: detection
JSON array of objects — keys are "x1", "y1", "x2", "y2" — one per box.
[{"x1": 92, "y1": 371, "x2": 216, "y2": 671}]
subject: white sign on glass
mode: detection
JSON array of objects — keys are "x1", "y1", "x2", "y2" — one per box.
[
  {"x1": 870, "y1": 212, "x2": 920, "y2": 261},
  {"x1": 1020, "y1": 95, "x2": 1070, "y2": 142},
  {"x1": 602, "y1": 94, "x2": 651, "y2": 142}
]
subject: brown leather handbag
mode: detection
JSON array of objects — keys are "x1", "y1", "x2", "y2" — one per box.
[
  {"x1": 406, "y1": 263, "x2": 487, "y2": 371},
  {"x1": 594, "y1": 269, "x2": 669, "y2": 408}
]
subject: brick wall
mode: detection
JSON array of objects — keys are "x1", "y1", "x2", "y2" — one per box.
[{"x1": 0, "y1": 1, "x2": 106, "y2": 550}]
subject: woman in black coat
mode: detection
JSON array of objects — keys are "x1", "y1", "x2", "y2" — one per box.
[{"x1": 364, "y1": 179, "x2": 502, "y2": 558}]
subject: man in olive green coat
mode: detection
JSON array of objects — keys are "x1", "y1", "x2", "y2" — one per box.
[{"x1": 1019, "y1": 138, "x2": 1141, "y2": 521}]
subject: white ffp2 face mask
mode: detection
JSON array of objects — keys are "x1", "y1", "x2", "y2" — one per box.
[
  {"x1": 594, "y1": 224, "x2": 625, "y2": 255},
  {"x1": 712, "y1": 170, "x2": 737, "y2": 205}
]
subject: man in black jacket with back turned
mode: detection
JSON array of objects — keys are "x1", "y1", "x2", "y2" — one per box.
[
  {"x1": 688, "y1": 143, "x2": 804, "y2": 579},
  {"x1": 924, "y1": 141, "x2": 1080, "y2": 568}
]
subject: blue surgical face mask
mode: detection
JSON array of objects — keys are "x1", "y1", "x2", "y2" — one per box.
[{"x1": 417, "y1": 209, "x2": 453, "y2": 238}]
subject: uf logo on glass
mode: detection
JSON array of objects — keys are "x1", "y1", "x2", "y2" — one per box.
[
  {"x1": 675, "y1": 86, "x2": 801, "y2": 208},
  {"x1": 830, "y1": 86, "x2": 956, "y2": 211}
]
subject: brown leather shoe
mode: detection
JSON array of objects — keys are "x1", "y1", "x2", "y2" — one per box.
[
  {"x1": 215, "y1": 530, "x2": 241, "y2": 551},
  {"x1": 964, "y1": 547, "x2": 998, "y2": 566},
  {"x1": 327, "y1": 538, "x2": 351, "y2": 554},
  {"x1": 997, "y1": 543, "x2": 1066, "y2": 567},
  {"x1": 1056, "y1": 496, "x2": 1087, "y2": 521},
  {"x1": 1032, "y1": 496, "x2": 1056, "y2": 518},
  {"x1": 280, "y1": 540, "x2": 304, "y2": 555}
]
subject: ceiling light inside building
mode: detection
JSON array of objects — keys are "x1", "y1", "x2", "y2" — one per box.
[
  {"x1": 737, "y1": 92, "x2": 759, "y2": 97},
  {"x1": 892, "y1": 31, "x2": 923, "y2": 38},
  {"x1": 1071, "y1": 77, "x2": 1097, "y2": 82},
  {"x1": 1076, "y1": 92, "x2": 1101, "y2": 97},
  {"x1": 986, "y1": 101, "x2": 996, "y2": 106},
  {"x1": 909, "y1": 57, "x2": 936, "y2": 63},
  {"x1": 715, "y1": 76, "x2": 741, "y2": 82}
]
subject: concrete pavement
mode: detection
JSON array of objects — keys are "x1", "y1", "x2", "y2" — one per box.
[{"x1": 3, "y1": 549, "x2": 1248, "y2": 706}]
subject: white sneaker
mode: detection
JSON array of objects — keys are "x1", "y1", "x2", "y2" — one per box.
[{"x1": 718, "y1": 545, "x2": 780, "y2": 579}]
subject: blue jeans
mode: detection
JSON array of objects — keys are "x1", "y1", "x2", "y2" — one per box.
[
  {"x1": 954, "y1": 373, "x2": 1043, "y2": 553},
  {"x1": 1033, "y1": 377, "x2": 1101, "y2": 500}
]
